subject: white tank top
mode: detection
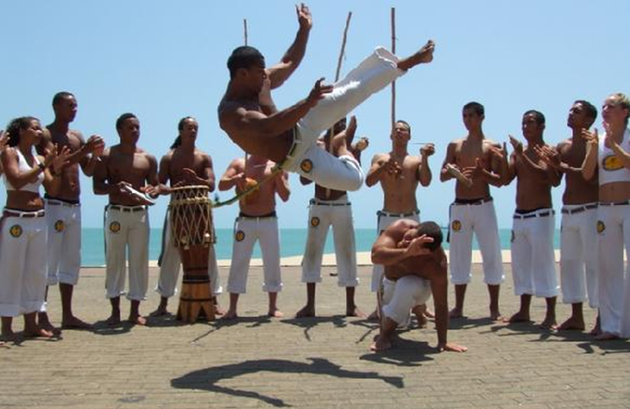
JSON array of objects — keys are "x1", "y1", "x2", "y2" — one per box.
[
  {"x1": 598, "y1": 128, "x2": 630, "y2": 186},
  {"x1": 3, "y1": 148, "x2": 44, "y2": 193}
]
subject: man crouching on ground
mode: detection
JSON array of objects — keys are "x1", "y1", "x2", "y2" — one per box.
[{"x1": 370, "y1": 219, "x2": 467, "y2": 353}]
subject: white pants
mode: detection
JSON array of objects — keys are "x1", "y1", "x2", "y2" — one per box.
[
  {"x1": 156, "y1": 213, "x2": 222, "y2": 298},
  {"x1": 448, "y1": 199, "x2": 504, "y2": 285},
  {"x1": 371, "y1": 210, "x2": 420, "y2": 292},
  {"x1": 283, "y1": 47, "x2": 405, "y2": 191},
  {"x1": 560, "y1": 204, "x2": 598, "y2": 308},
  {"x1": 226, "y1": 215, "x2": 282, "y2": 294},
  {"x1": 511, "y1": 209, "x2": 559, "y2": 298},
  {"x1": 104, "y1": 206, "x2": 149, "y2": 301},
  {"x1": 301, "y1": 195, "x2": 359, "y2": 287},
  {"x1": 0, "y1": 213, "x2": 47, "y2": 316},
  {"x1": 382, "y1": 276, "x2": 432, "y2": 324},
  {"x1": 45, "y1": 199, "x2": 81, "y2": 286},
  {"x1": 596, "y1": 204, "x2": 630, "y2": 336}
]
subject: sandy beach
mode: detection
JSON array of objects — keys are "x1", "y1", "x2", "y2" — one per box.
[{"x1": 1, "y1": 260, "x2": 629, "y2": 409}]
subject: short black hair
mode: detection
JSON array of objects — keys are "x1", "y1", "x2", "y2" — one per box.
[
  {"x1": 5, "y1": 116, "x2": 39, "y2": 147},
  {"x1": 396, "y1": 119, "x2": 411, "y2": 133},
  {"x1": 463, "y1": 101, "x2": 485, "y2": 116},
  {"x1": 116, "y1": 113, "x2": 137, "y2": 131},
  {"x1": 52, "y1": 91, "x2": 75, "y2": 107},
  {"x1": 227, "y1": 46, "x2": 265, "y2": 79},
  {"x1": 417, "y1": 221, "x2": 443, "y2": 252},
  {"x1": 524, "y1": 110, "x2": 545, "y2": 125},
  {"x1": 574, "y1": 100, "x2": 598, "y2": 125}
]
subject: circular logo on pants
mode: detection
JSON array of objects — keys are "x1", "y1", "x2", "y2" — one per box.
[
  {"x1": 300, "y1": 159, "x2": 313, "y2": 173},
  {"x1": 54, "y1": 220, "x2": 65, "y2": 232},
  {"x1": 596, "y1": 220, "x2": 606, "y2": 234},
  {"x1": 451, "y1": 220, "x2": 462, "y2": 232},
  {"x1": 235, "y1": 230, "x2": 245, "y2": 242},
  {"x1": 310, "y1": 217, "x2": 320, "y2": 227},
  {"x1": 9, "y1": 225, "x2": 22, "y2": 238},
  {"x1": 109, "y1": 221, "x2": 121, "y2": 233}
]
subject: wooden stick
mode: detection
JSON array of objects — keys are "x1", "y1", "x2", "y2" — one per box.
[
  {"x1": 326, "y1": 11, "x2": 353, "y2": 198},
  {"x1": 391, "y1": 7, "x2": 396, "y2": 130},
  {"x1": 243, "y1": 19, "x2": 248, "y2": 46}
]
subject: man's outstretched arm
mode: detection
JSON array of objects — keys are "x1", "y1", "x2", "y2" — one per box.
[{"x1": 267, "y1": 3, "x2": 312, "y2": 89}]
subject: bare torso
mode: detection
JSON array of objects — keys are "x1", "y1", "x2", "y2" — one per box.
[
  {"x1": 557, "y1": 138, "x2": 598, "y2": 205},
  {"x1": 101, "y1": 145, "x2": 156, "y2": 206},
  {"x1": 162, "y1": 148, "x2": 212, "y2": 187},
  {"x1": 372, "y1": 152, "x2": 421, "y2": 213},
  {"x1": 45, "y1": 127, "x2": 84, "y2": 201},
  {"x1": 514, "y1": 146, "x2": 554, "y2": 210},
  {"x1": 236, "y1": 157, "x2": 281, "y2": 216},
  {"x1": 450, "y1": 137, "x2": 498, "y2": 200}
]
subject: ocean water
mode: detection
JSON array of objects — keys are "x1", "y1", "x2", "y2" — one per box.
[{"x1": 81, "y1": 228, "x2": 561, "y2": 266}]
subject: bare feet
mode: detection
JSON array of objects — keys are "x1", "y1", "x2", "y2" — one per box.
[
  {"x1": 62, "y1": 316, "x2": 93, "y2": 330},
  {"x1": 296, "y1": 305, "x2": 315, "y2": 318},
  {"x1": 504, "y1": 311, "x2": 531, "y2": 324},
  {"x1": 449, "y1": 308, "x2": 463, "y2": 319},
  {"x1": 149, "y1": 306, "x2": 169, "y2": 317},
  {"x1": 221, "y1": 310, "x2": 238, "y2": 320},
  {"x1": 346, "y1": 307, "x2": 366, "y2": 318},
  {"x1": 370, "y1": 335, "x2": 392, "y2": 352},
  {"x1": 105, "y1": 313, "x2": 121, "y2": 327},
  {"x1": 268, "y1": 309, "x2": 284, "y2": 318},
  {"x1": 23, "y1": 327, "x2": 54, "y2": 338},
  {"x1": 367, "y1": 309, "x2": 379, "y2": 321},
  {"x1": 416, "y1": 314, "x2": 427, "y2": 329},
  {"x1": 128, "y1": 314, "x2": 147, "y2": 326},
  {"x1": 539, "y1": 316, "x2": 557, "y2": 330},
  {"x1": 490, "y1": 310, "x2": 503, "y2": 321},
  {"x1": 594, "y1": 331, "x2": 620, "y2": 341},
  {"x1": 38, "y1": 313, "x2": 60, "y2": 335},
  {"x1": 589, "y1": 320, "x2": 602, "y2": 336},
  {"x1": 557, "y1": 316, "x2": 585, "y2": 331},
  {"x1": 214, "y1": 305, "x2": 226, "y2": 316},
  {"x1": 397, "y1": 40, "x2": 435, "y2": 71},
  {"x1": 1, "y1": 329, "x2": 16, "y2": 343},
  {"x1": 423, "y1": 309, "x2": 435, "y2": 319}
]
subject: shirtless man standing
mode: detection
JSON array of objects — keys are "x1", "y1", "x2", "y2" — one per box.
[
  {"x1": 218, "y1": 3, "x2": 435, "y2": 192},
  {"x1": 296, "y1": 116, "x2": 367, "y2": 318},
  {"x1": 37, "y1": 92, "x2": 104, "y2": 332},
  {"x1": 537, "y1": 101, "x2": 599, "y2": 331},
  {"x1": 370, "y1": 219, "x2": 467, "y2": 353},
  {"x1": 440, "y1": 102, "x2": 505, "y2": 320},
  {"x1": 365, "y1": 120, "x2": 434, "y2": 320},
  {"x1": 93, "y1": 113, "x2": 159, "y2": 326},
  {"x1": 150, "y1": 117, "x2": 223, "y2": 317},
  {"x1": 503, "y1": 110, "x2": 561, "y2": 329},
  {"x1": 218, "y1": 155, "x2": 290, "y2": 319}
]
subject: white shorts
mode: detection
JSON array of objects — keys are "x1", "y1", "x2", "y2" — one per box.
[
  {"x1": 104, "y1": 205, "x2": 149, "y2": 301},
  {"x1": 301, "y1": 195, "x2": 359, "y2": 287},
  {"x1": 448, "y1": 198, "x2": 504, "y2": 285},
  {"x1": 283, "y1": 47, "x2": 405, "y2": 192},
  {"x1": 226, "y1": 214, "x2": 282, "y2": 294},
  {"x1": 596, "y1": 203, "x2": 630, "y2": 337},
  {"x1": 156, "y1": 212, "x2": 222, "y2": 298},
  {"x1": 382, "y1": 276, "x2": 432, "y2": 325},
  {"x1": 0, "y1": 211, "x2": 48, "y2": 316},
  {"x1": 510, "y1": 209, "x2": 559, "y2": 298},
  {"x1": 559, "y1": 204, "x2": 598, "y2": 308},
  {"x1": 45, "y1": 199, "x2": 81, "y2": 286},
  {"x1": 371, "y1": 210, "x2": 420, "y2": 292}
]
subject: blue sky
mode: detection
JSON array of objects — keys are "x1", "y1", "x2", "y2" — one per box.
[{"x1": 2, "y1": 0, "x2": 629, "y2": 229}]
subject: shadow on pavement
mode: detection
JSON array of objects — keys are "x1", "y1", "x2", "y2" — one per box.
[
  {"x1": 359, "y1": 338, "x2": 435, "y2": 367},
  {"x1": 280, "y1": 315, "x2": 348, "y2": 341},
  {"x1": 171, "y1": 357, "x2": 404, "y2": 407}
]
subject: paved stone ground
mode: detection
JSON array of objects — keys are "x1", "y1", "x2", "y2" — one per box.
[{"x1": 1, "y1": 264, "x2": 629, "y2": 409}]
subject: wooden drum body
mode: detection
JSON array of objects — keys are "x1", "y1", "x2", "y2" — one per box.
[{"x1": 169, "y1": 186, "x2": 216, "y2": 323}]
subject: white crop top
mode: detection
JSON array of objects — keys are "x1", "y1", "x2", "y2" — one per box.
[
  {"x1": 3, "y1": 148, "x2": 44, "y2": 193},
  {"x1": 599, "y1": 128, "x2": 630, "y2": 186}
]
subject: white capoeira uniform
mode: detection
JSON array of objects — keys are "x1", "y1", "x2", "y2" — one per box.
[
  {"x1": 381, "y1": 276, "x2": 432, "y2": 324},
  {"x1": 510, "y1": 208, "x2": 559, "y2": 298},
  {"x1": 282, "y1": 47, "x2": 405, "y2": 192},
  {"x1": 104, "y1": 204, "x2": 149, "y2": 301},
  {"x1": 44, "y1": 196, "x2": 82, "y2": 286},
  {"x1": 301, "y1": 195, "x2": 359, "y2": 287},
  {"x1": 559, "y1": 203, "x2": 598, "y2": 308},
  {"x1": 226, "y1": 212, "x2": 282, "y2": 294},
  {"x1": 156, "y1": 212, "x2": 222, "y2": 298},
  {"x1": 371, "y1": 209, "x2": 420, "y2": 292},
  {"x1": 0, "y1": 151, "x2": 48, "y2": 317},
  {"x1": 596, "y1": 128, "x2": 630, "y2": 337},
  {"x1": 448, "y1": 197, "x2": 504, "y2": 286}
]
